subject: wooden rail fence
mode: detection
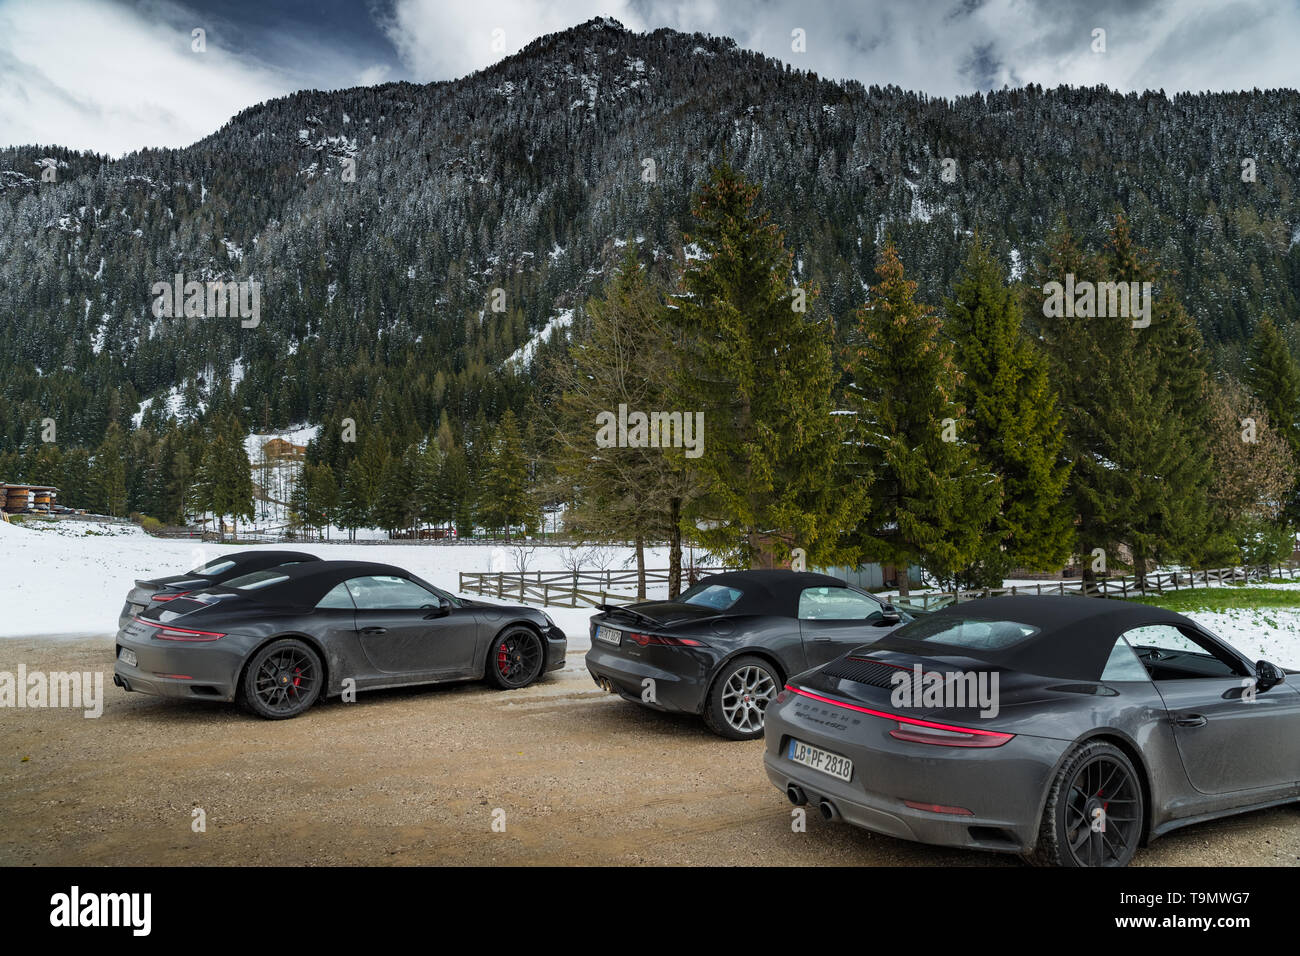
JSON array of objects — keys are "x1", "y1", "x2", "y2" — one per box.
[
  {"x1": 461, "y1": 562, "x2": 1300, "y2": 609},
  {"x1": 458, "y1": 567, "x2": 740, "y2": 607},
  {"x1": 881, "y1": 563, "x2": 1300, "y2": 611}
]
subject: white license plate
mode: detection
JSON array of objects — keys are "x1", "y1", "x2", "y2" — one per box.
[
  {"x1": 118, "y1": 647, "x2": 137, "y2": 667},
  {"x1": 594, "y1": 625, "x2": 622, "y2": 646},
  {"x1": 787, "y1": 738, "x2": 853, "y2": 782}
]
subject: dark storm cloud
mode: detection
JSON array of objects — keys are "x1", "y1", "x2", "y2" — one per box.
[{"x1": 3, "y1": 0, "x2": 1297, "y2": 155}]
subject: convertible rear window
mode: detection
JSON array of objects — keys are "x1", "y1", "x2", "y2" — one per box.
[
  {"x1": 678, "y1": 583, "x2": 744, "y2": 611},
  {"x1": 223, "y1": 570, "x2": 290, "y2": 591},
  {"x1": 891, "y1": 615, "x2": 1039, "y2": 651},
  {"x1": 189, "y1": 557, "x2": 236, "y2": 576}
]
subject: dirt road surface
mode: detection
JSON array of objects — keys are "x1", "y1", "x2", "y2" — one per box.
[{"x1": 2, "y1": 637, "x2": 1296, "y2": 866}]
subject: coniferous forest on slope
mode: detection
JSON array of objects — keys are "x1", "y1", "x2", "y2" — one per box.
[{"x1": 3, "y1": 17, "x2": 1300, "y2": 583}]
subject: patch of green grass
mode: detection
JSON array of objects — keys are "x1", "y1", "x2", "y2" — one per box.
[{"x1": 1127, "y1": 587, "x2": 1300, "y2": 613}]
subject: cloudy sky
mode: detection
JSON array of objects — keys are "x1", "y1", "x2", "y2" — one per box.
[{"x1": 2, "y1": 0, "x2": 1297, "y2": 157}]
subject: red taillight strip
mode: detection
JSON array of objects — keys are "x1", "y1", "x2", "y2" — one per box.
[
  {"x1": 134, "y1": 617, "x2": 225, "y2": 642},
  {"x1": 150, "y1": 591, "x2": 189, "y2": 602},
  {"x1": 785, "y1": 685, "x2": 1014, "y2": 745},
  {"x1": 630, "y1": 632, "x2": 705, "y2": 647}
]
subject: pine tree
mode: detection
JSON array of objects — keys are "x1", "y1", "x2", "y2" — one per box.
[
  {"x1": 667, "y1": 161, "x2": 863, "y2": 568},
  {"x1": 549, "y1": 245, "x2": 698, "y2": 596},
  {"x1": 946, "y1": 235, "x2": 1073, "y2": 576},
  {"x1": 92, "y1": 423, "x2": 128, "y2": 517},
  {"x1": 1032, "y1": 217, "x2": 1216, "y2": 582},
  {"x1": 842, "y1": 241, "x2": 1000, "y2": 594},
  {"x1": 476, "y1": 410, "x2": 532, "y2": 540},
  {"x1": 1244, "y1": 317, "x2": 1300, "y2": 523}
]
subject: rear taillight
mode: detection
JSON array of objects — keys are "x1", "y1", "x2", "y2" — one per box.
[
  {"x1": 888, "y1": 720, "x2": 1013, "y2": 748},
  {"x1": 629, "y1": 633, "x2": 706, "y2": 647},
  {"x1": 151, "y1": 591, "x2": 189, "y2": 602},
  {"x1": 786, "y1": 685, "x2": 1014, "y2": 748},
  {"x1": 136, "y1": 618, "x2": 225, "y2": 642}
]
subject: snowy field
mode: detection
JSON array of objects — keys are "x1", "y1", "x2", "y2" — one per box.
[
  {"x1": 1, "y1": 518, "x2": 1297, "y2": 667},
  {"x1": 0, "y1": 518, "x2": 684, "y2": 649}
]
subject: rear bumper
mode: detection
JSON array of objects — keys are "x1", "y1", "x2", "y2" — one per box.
[
  {"x1": 764, "y1": 692, "x2": 1069, "y2": 855},
  {"x1": 544, "y1": 625, "x2": 568, "y2": 673},
  {"x1": 113, "y1": 624, "x2": 246, "y2": 703},
  {"x1": 585, "y1": 642, "x2": 711, "y2": 714}
]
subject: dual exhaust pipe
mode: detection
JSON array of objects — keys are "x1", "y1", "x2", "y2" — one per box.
[{"x1": 786, "y1": 784, "x2": 840, "y2": 822}]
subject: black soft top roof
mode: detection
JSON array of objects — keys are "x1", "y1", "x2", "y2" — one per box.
[
  {"x1": 695, "y1": 569, "x2": 868, "y2": 617},
  {"x1": 209, "y1": 560, "x2": 420, "y2": 606},
  {"x1": 209, "y1": 550, "x2": 321, "y2": 574},
  {"x1": 872, "y1": 595, "x2": 1198, "y2": 680}
]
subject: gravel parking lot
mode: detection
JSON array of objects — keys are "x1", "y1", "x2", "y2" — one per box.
[{"x1": 1, "y1": 637, "x2": 1296, "y2": 866}]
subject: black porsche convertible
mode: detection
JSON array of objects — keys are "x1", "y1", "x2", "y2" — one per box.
[
  {"x1": 585, "y1": 570, "x2": 912, "y2": 739},
  {"x1": 113, "y1": 560, "x2": 567, "y2": 718},
  {"x1": 118, "y1": 549, "x2": 321, "y2": 629},
  {"x1": 763, "y1": 595, "x2": 1300, "y2": 866}
]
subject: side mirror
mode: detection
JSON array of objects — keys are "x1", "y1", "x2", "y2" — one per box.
[
  {"x1": 425, "y1": 597, "x2": 453, "y2": 619},
  {"x1": 1255, "y1": 660, "x2": 1285, "y2": 692},
  {"x1": 879, "y1": 604, "x2": 901, "y2": 625}
]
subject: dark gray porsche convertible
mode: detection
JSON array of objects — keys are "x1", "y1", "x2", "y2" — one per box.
[
  {"x1": 586, "y1": 570, "x2": 913, "y2": 739},
  {"x1": 764, "y1": 595, "x2": 1299, "y2": 866},
  {"x1": 114, "y1": 560, "x2": 567, "y2": 718}
]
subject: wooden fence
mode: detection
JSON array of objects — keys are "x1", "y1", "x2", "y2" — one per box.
[
  {"x1": 461, "y1": 562, "x2": 1300, "y2": 609},
  {"x1": 458, "y1": 566, "x2": 740, "y2": 607},
  {"x1": 882, "y1": 563, "x2": 1300, "y2": 611}
]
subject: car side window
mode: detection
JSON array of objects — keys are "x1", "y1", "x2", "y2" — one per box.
[
  {"x1": 344, "y1": 575, "x2": 441, "y2": 610},
  {"x1": 797, "y1": 587, "x2": 883, "y2": 621},
  {"x1": 315, "y1": 582, "x2": 356, "y2": 610},
  {"x1": 1121, "y1": 624, "x2": 1243, "y2": 680},
  {"x1": 1100, "y1": 637, "x2": 1150, "y2": 681}
]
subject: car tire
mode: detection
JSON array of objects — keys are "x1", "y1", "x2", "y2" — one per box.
[
  {"x1": 240, "y1": 638, "x2": 324, "y2": 720},
  {"x1": 1028, "y1": 739, "x2": 1144, "y2": 867},
  {"x1": 484, "y1": 626, "x2": 545, "y2": 689},
  {"x1": 703, "y1": 655, "x2": 779, "y2": 741}
]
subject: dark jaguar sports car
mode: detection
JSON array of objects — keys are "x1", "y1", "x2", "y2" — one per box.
[
  {"x1": 114, "y1": 560, "x2": 567, "y2": 718},
  {"x1": 586, "y1": 570, "x2": 913, "y2": 739},
  {"x1": 764, "y1": 595, "x2": 1300, "y2": 866},
  {"x1": 118, "y1": 549, "x2": 320, "y2": 628}
]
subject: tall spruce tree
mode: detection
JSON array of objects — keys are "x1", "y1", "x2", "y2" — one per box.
[
  {"x1": 1244, "y1": 317, "x2": 1300, "y2": 523},
  {"x1": 1032, "y1": 217, "x2": 1215, "y2": 582},
  {"x1": 842, "y1": 241, "x2": 999, "y2": 594},
  {"x1": 548, "y1": 245, "x2": 697, "y2": 597},
  {"x1": 946, "y1": 235, "x2": 1073, "y2": 576},
  {"x1": 476, "y1": 410, "x2": 532, "y2": 540},
  {"x1": 667, "y1": 161, "x2": 863, "y2": 568}
]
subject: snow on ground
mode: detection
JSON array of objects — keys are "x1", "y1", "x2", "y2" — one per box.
[
  {"x1": 1180, "y1": 609, "x2": 1300, "y2": 669},
  {"x1": 2, "y1": 518, "x2": 1297, "y2": 666},
  {"x1": 503, "y1": 308, "x2": 574, "y2": 369},
  {"x1": 0, "y1": 519, "x2": 679, "y2": 649}
]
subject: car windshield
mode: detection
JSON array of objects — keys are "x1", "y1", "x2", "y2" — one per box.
[
  {"x1": 890, "y1": 614, "x2": 1039, "y2": 651},
  {"x1": 223, "y1": 570, "x2": 290, "y2": 591},
  {"x1": 189, "y1": 557, "x2": 237, "y2": 576},
  {"x1": 677, "y1": 583, "x2": 744, "y2": 611}
]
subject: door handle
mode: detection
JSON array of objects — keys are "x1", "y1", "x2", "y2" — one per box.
[
  {"x1": 1173, "y1": 714, "x2": 1207, "y2": 728},
  {"x1": 359, "y1": 626, "x2": 387, "y2": 635},
  {"x1": 812, "y1": 637, "x2": 832, "y2": 643}
]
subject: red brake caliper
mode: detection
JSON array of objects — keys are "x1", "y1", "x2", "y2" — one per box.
[
  {"x1": 498, "y1": 642, "x2": 509, "y2": 674},
  {"x1": 292, "y1": 667, "x2": 302, "y2": 693}
]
